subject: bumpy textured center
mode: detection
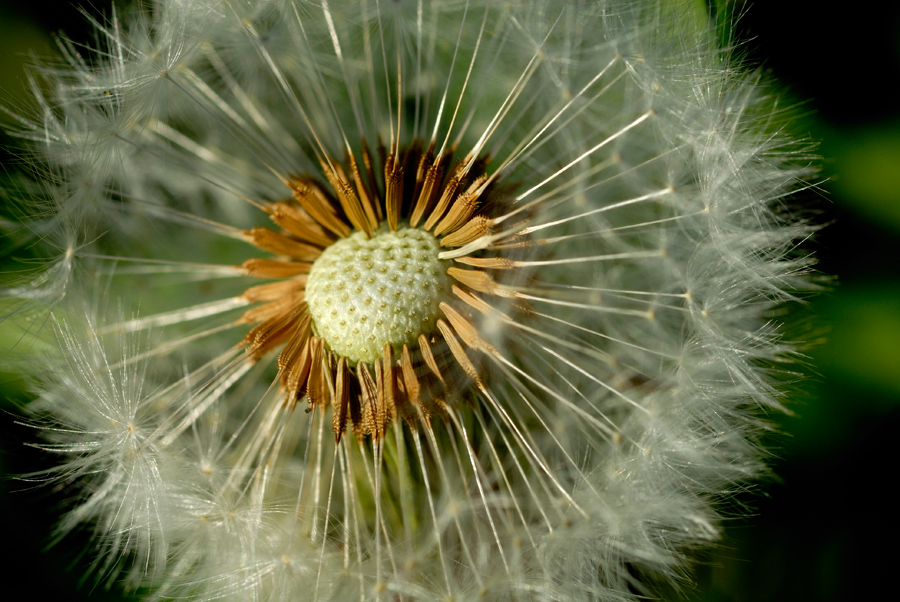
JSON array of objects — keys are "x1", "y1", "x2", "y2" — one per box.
[{"x1": 306, "y1": 226, "x2": 451, "y2": 364}]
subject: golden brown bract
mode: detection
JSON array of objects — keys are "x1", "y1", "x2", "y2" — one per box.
[{"x1": 236, "y1": 139, "x2": 526, "y2": 442}]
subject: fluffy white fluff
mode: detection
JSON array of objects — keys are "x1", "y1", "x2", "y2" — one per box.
[{"x1": 2, "y1": 1, "x2": 817, "y2": 600}]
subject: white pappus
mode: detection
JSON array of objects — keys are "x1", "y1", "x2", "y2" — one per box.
[{"x1": 1, "y1": 1, "x2": 818, "y2": 601}]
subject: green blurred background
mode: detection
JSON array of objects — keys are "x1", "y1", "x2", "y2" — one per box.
[{"x1": 1, "y1": 1, "x2": 898, "y2": 600}]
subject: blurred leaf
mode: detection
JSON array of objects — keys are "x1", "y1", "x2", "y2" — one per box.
[
  {"x1": 821, "y1": 121, "x2": 900, "y2": 232},
  {"x1": 814, "y1": 283, "x2": 900, "y2": 399}
]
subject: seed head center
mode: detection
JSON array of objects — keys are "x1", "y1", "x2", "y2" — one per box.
[{"x1": 306, "y1": 225, "x2": 451, "y2": 365}]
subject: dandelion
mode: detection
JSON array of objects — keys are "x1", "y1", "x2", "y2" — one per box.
[{"x1": 2, "y1": 0, "x2": 818, "y2": 600}]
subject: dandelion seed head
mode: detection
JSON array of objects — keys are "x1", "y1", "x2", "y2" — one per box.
[{"x1": 1, "y1": 0, "x2": 821, "y2": 600}]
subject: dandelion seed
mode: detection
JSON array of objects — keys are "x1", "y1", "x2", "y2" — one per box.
[{"x1": 2, "y1": 1, "x2": 819, "y2": 601}]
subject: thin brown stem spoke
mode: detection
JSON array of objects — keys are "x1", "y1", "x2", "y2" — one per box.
[
  {"x1": 451, "y1": 256, "x2": 514, "y2": 270},
  {"x1": 242, "y1": 277, "x2": 307, "y2": 302},
  {"x1": 238, "y1": 292, "x2": 306, "y2": 325},
  {"x1": 437, "y1": 318, "x2": 481, "y2": 385},
  {"x1": 241, "y1": 257, "x2": 313, "y2": 278},
  {"x1": 433, "y1": 175, "x2": 488, "y2": 236},
  {"x1": 356, "y1": 362, "x2": 379, "y2": 438},
  {"x1": 418, "y1": 333, "x2": 445, "y2": 385},
  {"x1": 332, "y1": 356, "x2": 350, "y2": 443},
  {"x1": 398, "y1": 344, "x2": 422, "y2": 425},
  {"x1": 269, "y1": 202, "x2": 336, "y2": 248},
  {"x1": 384, "y1": 153, "x2": 404, "y2": 231},
  {"x1": 279, "y1": 315, "x2": 313, "y2": 407},
  {"x1": 242, "y1": 303, "x2": 308, "y2": 360},
  {"x1": 244, "y1": 227, "x2": 323, "y2": 261},
  {"x1": 307, "y1": 336, "x2": 330, "y2": 408},
  {"x1": 440, "y1": 215, "x2": 492, "y2": 247},
  {"x1": 440, "y1": 301, "x2": 496, "y2": 355},
  {"x1": 288, "y1": 176, "x2": 352, "y2": 238},
  {"x1": 321, "y1": 159, "x2": 374, "y2": 238},
  {"x1": 359, "y1": 140, "x2": 383, "y2": 222},
  {"x1": 347, "y1": 151, "x2": 379, "y2": 231},
  {"x1": 380, "y1": 345, "x2": 397, "y2": 429},
  {"x1": 424, "y1": 174, "x2": 462, "y2": 231}
]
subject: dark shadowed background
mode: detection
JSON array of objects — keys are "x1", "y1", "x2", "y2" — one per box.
[{"x1": 1, "y1": 1, "x2": 898, "y2": 600}]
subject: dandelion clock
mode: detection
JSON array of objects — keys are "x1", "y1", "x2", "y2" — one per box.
[{"x1": 1, "y1": 0, "x2": 819, "y2": 600}]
